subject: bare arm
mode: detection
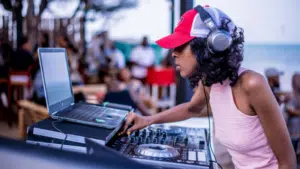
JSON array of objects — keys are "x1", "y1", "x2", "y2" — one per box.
[
  {"x1": 149, "y1": 103, "x2": 194, "y2": 124},
  {"x1": 244, "y1": 72, "x2": 296, "y2": 169},
  {"x1": 150, "y1": 80, "x2": 208, "y2": 124},
  {"x1": 121, "y1": 80, "x2": 208, "y2": 133},
  {"x1": 149, "y1": 102, "x2": 210, "y2": 124}
]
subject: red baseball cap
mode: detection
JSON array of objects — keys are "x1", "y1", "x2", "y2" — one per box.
[{"x1": 156, "y1": 5, "x2": 235, "y2": 49}]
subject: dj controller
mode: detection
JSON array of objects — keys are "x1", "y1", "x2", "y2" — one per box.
[{"x1": 108, "y1": 125, "x2": 213, "y2": 169}]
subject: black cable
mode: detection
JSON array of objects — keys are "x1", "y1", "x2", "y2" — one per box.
[
  {"x1": 202, "y1": 82, "x2": 223, "y2": 169},
  {"x1": 52, "y1": 120, "x2": 67, "y2": 151}
]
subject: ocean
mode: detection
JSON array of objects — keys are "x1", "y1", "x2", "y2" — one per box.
[{"x1": 242, "y1": 44, "x2": 300, "y2": 91}]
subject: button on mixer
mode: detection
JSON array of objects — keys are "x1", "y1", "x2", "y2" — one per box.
[
  {"x1": 129, "y1": 137, "x2": 135, "y2": 143},
  {"x1": 199, "y1": 140, "x2": 205, "y2": 149},
  {"x1": 188, "y1": 151, "x2": 196, "y2": 161},
  {"x1": 184, "y1": 136, "x2": 189, "y2": 146},
  {"x1": 160, "y1": 138, "x2": 165, "y2": 144},
  {"x1": 162, "y1": 132, "x2": 167, "y2": 138},
  {"x1": 145, "y1": 137, "x2": 151, "y2": 144},
  {"x1": 149, "y1": 129, "x2": 154, "y2": 136},
  {"x1": 172, "y1": 137, "x2": 178, "y2": 146},
  {"x1": 138, "y1": 137, "x2": 143, "y2": 144},
  {"x1": 156, "y1": 132, "x2": 160, "y2": 137},
  {"x1": 184, "y1": 136, "x2": 188, "y2": 142},
  {"x1": 135, "y1": 130, "x2": 140, "y2": 137},
  {"x1": 197, "y1": 152, "x2": 207, "y2": 161}
]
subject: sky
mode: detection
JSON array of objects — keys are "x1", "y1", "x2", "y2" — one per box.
[
  {"x1": 104, "y1": 0, "x2": 171, "y2": 43},
  {"x1": 0, "y1": 0, "x2": 299, "y2": 44},
  {"x1": 195, "y1": 0, "x2": 300, "y2": 44}
]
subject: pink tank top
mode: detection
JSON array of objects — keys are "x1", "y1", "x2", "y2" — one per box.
[{"x1": 210, "y1": 68, "x2": 278, "y2": 169}]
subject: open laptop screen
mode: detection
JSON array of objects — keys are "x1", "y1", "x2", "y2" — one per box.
[{"x1": 38, "y1": 48, "x2": 74, "y2": 114}]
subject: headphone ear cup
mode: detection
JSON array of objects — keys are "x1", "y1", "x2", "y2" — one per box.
[{"x1": 207, "y1": 30, "x2": 232, "y2": 53}]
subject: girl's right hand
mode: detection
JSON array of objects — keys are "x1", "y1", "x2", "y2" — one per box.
[{"x1": 119, "y1": 112, "x2": 153, "y2": 135}]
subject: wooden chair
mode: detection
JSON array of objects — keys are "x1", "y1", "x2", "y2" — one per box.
[
  {"x1": 18, "y1": 100, "x2": 48, "y2": 139},
  {"x1": 9, "y1": 70, "x2": 32, "y2": 101},
  {"x1": 0, "y1": 69, "x2": 32, "y2": 126}
]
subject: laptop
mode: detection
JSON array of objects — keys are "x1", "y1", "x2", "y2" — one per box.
[{"x1": 38, "y1": 48, "x2": 128, "y2": 129}]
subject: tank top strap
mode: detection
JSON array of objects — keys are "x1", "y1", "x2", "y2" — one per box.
[{"x1": 211, "y1": 67, "x2": 248, "y2": 91}]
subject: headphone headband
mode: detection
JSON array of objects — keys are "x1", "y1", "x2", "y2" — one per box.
[{"x1": 194, "y1": 5, "x2": 217, "y2": 31}]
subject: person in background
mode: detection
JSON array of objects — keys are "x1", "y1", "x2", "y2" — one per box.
[
  {"x1": 57, "y1": 35, "x2": 83, "y2": 86},
  {"x1": 265, "y1": 67, "x2": 286, "y2": 104},
  {"x1": 11, "y1": 36, "x2": 36, "y2": 72},
  {"x1": 130, "y1": 36, "x2": 156, "y2": 83},
  {"x1": 98, "y1": 43, "x2": 110, "y2": 68},
  {"x1": 66, "y1": 43, "x2": 84, "y2": 86},
  {"x1": 118, "y1": 67, "x2": 155, "y2": 112},
  {"x1": 118, "y1": 67, "x2": 144, "y2": 95},
  {"x1": 89, "y1": 31, "x2": 110, "y2": 68},
  {"x1": 40, "y1": 33, "x2": 50, "y2": 48},
  {"x1": 32, "y1": 33, "x2": 50, "y2": 105},
  {"x1": 103, "y1": 70, "x2": 153, "y2": 116},
  {"x1": 108, "y1": 41, "x2": 125, "y2": 69},
  {"x1": 11, "y1": 36, "x2": 38, "y2": 100},
  {"x1": 33, "y1": 33, "x2": 50, "y2": 60},
  {"x1": 265, "y1": 68, "x2": 283, "y2": 92},
  {"x1": 286, "y1": 73, "x2": 300, "y2": 156},
  {"x1": 90, "y1": 31, "x2": 109, "y2": 63},
  {"x1": 32, "y1": 69, "x2": 46, "y2": 106}
]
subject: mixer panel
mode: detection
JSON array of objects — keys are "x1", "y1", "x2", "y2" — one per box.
[{"x1": 108, "y1": 125, "x2": 212, "y2": 169}]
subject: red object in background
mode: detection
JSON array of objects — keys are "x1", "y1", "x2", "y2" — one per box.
[{"x1": 146, "y1": 68, "x2": 176, "y2": 86}]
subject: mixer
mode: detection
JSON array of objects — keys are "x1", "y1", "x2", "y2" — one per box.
[{"x1": 108, "y1": 125, "x2": 212, "y2": 169}]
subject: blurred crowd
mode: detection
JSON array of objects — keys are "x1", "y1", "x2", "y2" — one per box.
[
  {"x1": 265, "y1": 67, "x2": 300, "y2": 154},
  {"x1": 0, "y1": 31, "x2": 175, "y2": 117}
]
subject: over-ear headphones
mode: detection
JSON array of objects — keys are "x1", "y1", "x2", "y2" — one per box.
[{"x1": 194, "y1": 5, "x2": 232, "y2": 54}]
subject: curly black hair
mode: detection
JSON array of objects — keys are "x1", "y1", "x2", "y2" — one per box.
[{"x1": 186, "y1": 19, "x2": 245, "y2": 88}]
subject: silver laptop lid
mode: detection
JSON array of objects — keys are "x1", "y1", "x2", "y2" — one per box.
[{"x1": 38, "y1": 48, "x2": 75, "y2": 115}]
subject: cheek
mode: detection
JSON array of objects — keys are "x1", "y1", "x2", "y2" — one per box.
[
  {"x1": 184, "y1": 57, "x2": 197, "y2": 71},
  {"x1": 186, "y1": 63, "x2": 197, "y2": 74}
]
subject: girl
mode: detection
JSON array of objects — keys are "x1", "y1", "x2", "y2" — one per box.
[{"x1": 121, "y1": 5, "x2": 296, "y2": 169}]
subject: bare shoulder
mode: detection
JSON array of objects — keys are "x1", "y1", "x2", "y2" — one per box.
[{"x1": 237, "y1": 70, "x2": 269, "y2": 94}]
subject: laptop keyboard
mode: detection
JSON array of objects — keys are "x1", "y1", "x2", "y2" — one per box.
[{"x1": 57, "y1": 104, "x2": 107, "y2": 121}]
